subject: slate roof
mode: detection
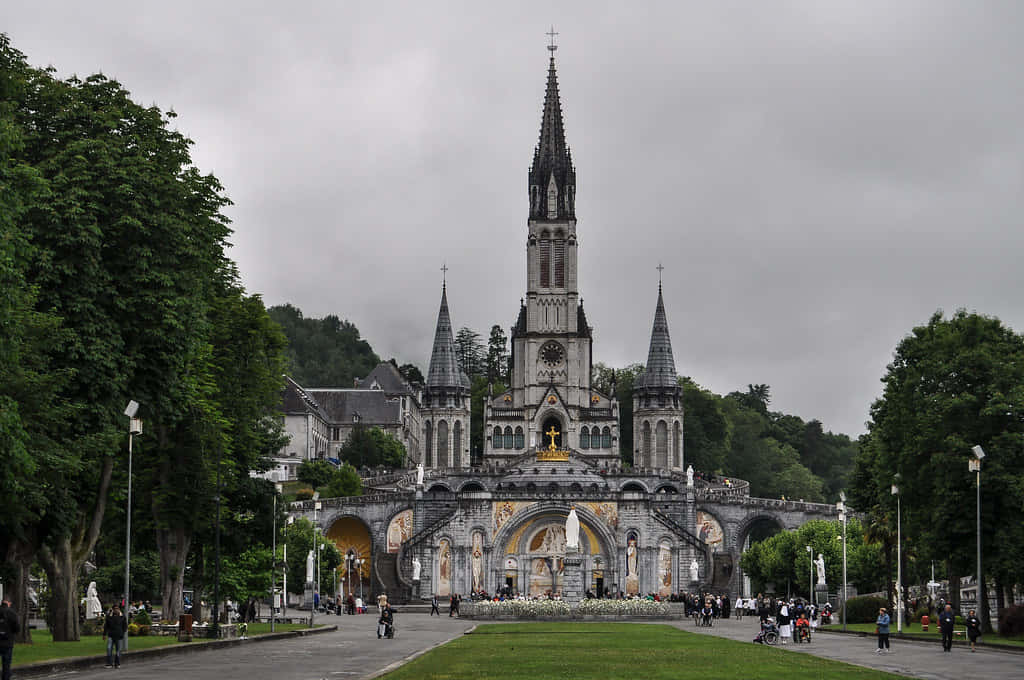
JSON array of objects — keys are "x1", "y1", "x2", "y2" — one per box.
[
  {"x1": 303, "y1": 388, "x2": 401, "y2": 425},
  {"x1": 356, "y1": 362, "x2": 416, "y2": 397},
  {"x1": 635, "y1": 285, "x2": 678, "y2": 389},
  {"x1": 427, "y1": 284, "x2": 469, "y2": 390},
  {"x1": 529, "y1": 55, "x2": 576, "y2": 221},
  {"x1": 281, "y1": 376, "x2": 330, "y2": 420}
]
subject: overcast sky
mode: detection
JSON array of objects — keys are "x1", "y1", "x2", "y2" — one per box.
[{"x1": 6, "y1": 1, "x2": 1023, "y2": 436}]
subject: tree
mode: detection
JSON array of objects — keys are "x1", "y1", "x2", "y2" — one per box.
[
  {"x1": 340, "y1": 425, "x2": 406, "y2": 469},
  {"x1": 592, "y1": 362, "x2": 644, "y2": 463},
  {"x1": 268, "y1": 304, "x2": 380, "y2": 388},
  {"x1": 486, "y1": 325, "x2": 509, "y2": 383},
  {"x1": 679, "y1": 378, "x2": 729, "y2": 473},
  {"x1": 854, "y1": 311, "x2": 1024, "y2": 631},
  {"x1": 323, "y1": 463, "x2": 362, "y2": 498},
  {"x1": 395, "y1": 362, "x2": 424, "y2": 390},
  {"x1": 281, "y1": 518, "x2": 341, "y2": 596},
  {"x1": 297, "y1": 460, "x2": 337, "y2": 490},
  {"x1": 454, "y1": 327, "x2": 485, "y2": 378}
]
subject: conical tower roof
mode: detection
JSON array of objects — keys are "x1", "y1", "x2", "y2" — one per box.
[
  {"x1": 529, "y1": 54, "x2": 576, "y2": 220},
  {"x1": 426, "y1": 284, "x2": 465, "y2": 389},
  {"x1": 638, "y1": 284, "x2": 677, "y2": 388}
]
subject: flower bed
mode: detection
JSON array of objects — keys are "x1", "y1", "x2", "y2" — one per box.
[{"x1": 463, "y1": 599, "x2": 680, "y2": 620}]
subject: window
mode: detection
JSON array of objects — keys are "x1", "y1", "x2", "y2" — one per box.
[
  {"x1": 673, "y1": 421, "x2": 682, "y2": 468},
  {"x1": 641, "y1": 422, "x2": 651, "y2": 463},
  {"x1": 539, "y1": 237, "x2": 550, "y2": 287},
  {"x1": 602, "y1": 427, "x2": 612, "y2": 449},
  {"x1": 553, "y1": 239, "x2": 565, "y2": 287},
  {"x1": 425, "y1": 421, "x2": 432, "y2": 467},
  {"x1": 580, "y1": 426, "x2": 590, "y2": 449},
  {"x1": 452, "y1": 420, "x2": 462, "y2": 468},
  {"x1": 493, "y1": 426, "x2": 504, "y2": 449},
  {"x1": 437, "y1": 420, "x2": 448, "y2": 468},
  {"x1": 656, "y1": 420, "x2": 668, "y2": 468},
  {"x1": 504, "y1": 426, "x2": 514, "y2": 449},
  {"x1": 514, "y1": 426, "x2": 524, "y2": 449},
  {"x1": 547, "y1": 175, "x2": 558, "y2": 219}
]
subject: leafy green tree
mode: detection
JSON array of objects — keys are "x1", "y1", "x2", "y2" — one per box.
[
  {"x1": 679, "y1": 378, "x2": 729, "y2": 473},
  {"x1": 323, "y1": 463, "x2": 362, "y2": 498},
  {"x1": 281, "y1": 518, "x2": 342, "y2": 596},
  {"x1": 268, "y1": 304, "x2": 380, "y2": 388},
  {"x1": 219, "y1": 545, "x2": 272, "y2": 608},
  {"x1": 471, "y1": 375, "x2": 506, "y2": 462},
  {"x1": 486, "y1": 325, "x2": 509, "y2": 383},
  {"x1": 393, "y1": 361, "x2": 424, "y2": 390},
  {"x1": 455, "y1": 327, "x2": 485, "y2": 378},
  {"x1": 592, "y1": 362, "x2": 644, "y2": 463},
  {"x1": 340, "y1": 425, "x2": 406, "y2": 469},
  {"x1": 297, "y1": 460, "x2": 336, "y2": 490},
  {"x1": 853, "y1": 311, "x2": 1024, "y2": 631}
]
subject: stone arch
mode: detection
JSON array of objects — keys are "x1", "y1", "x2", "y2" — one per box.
[
  {"x1": 426, "y1": 482, "x2": 454, "y2": 495},
  {"x1": 458, "y1": 480, "x2": 486, "y2": 493},
  {"x1": 491, "y1": 502, "x2": 618, "y2": 563},
  {"x1": 655, "y1": 483, "x2": 679, "y2": 494},
  {"x1": 655, "y1": 420, "x2": 668, "y2": 468},
  {"x1": 620, "y1": 479, "x2": 650, "y2": 493},
  {"x1": 539, "y1": 413, "x2": 564, "y2": 449},
  {"x1": 733, "y1": 513, "x2": 786, "y2": 596},
  {"x1": 325, "y1": 514, "x2": 373, "y2": 595},
  {"x1": 492, "y1": 425, "x2": 503, "y2": 449}
]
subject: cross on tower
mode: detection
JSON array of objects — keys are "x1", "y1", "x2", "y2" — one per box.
[
  {"x1": 441, "y1": 263, "x2": 448, "y2": 287},
  {"x1": 657, "y1": 263, "x2": 665, "y2": 288},
  {"x1": 546, "y1": 26, "x2": 559, "y2": 53}
]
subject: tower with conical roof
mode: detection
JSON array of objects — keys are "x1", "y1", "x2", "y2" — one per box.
[
  {"x1": 421, "y1": 280, "x2": 471, "y2": 469},
  {"x1": 485, "y1": 39, "x2": 619, "y2": 468},
  {"x1": 633, "y1": 280, "x2": 684, "y2": 470}
]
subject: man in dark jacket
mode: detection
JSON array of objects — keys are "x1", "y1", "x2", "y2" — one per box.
[
  {"x1": 103, "y1": 605, "x2": 128, "y2": 667},
  {"x1": 1, "y1": 597, "x2": 22, "y2": 680},
  {"x1": 938, "y1": 604, "x2": 956, "y2": 652}
]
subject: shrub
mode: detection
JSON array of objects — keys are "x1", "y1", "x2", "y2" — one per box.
[
  {"x1": 136, "y1": 624, "x2": 151, "y2": 636},
  {"x1": 295, "y1": 488, "x2": 314, "y2": 501},
  {"x1": 842, "y1": 596, "x2": 889, "y2": 624},
  {"x1": 127, "y1": 623, "x2": 140, "y2": 636},
  {"x1": 133, "y1": 609, "x2": 152, "y2": 626},
  {"x1": 914, "y1": 606, "x2": 930, "y2": 620},
  {"x1": 998, "y1": 604, "x2": 1024, "y2": 637},
  {"x1": 81, "y1": 618, "x2": 105, "y2": 636}
]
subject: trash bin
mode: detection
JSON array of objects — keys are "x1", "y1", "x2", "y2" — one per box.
[
  {"x1": 920, "y1": 614, "x2": 929, "y2": 632},
  {"x1": 178, "y1": 614, "x2": 193, "y2": 642}
]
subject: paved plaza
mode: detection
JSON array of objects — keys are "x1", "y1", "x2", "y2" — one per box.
[{"x1": 30, "y1": 614, "x2": 1022, "y2": 680}]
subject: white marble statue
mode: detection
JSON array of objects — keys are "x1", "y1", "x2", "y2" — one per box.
[
  {"x1": 689, "y1": 559, "x2": 699, "y2": 583},
  {"x1": 85, "y1": 581, "x2": 103, "y2": 619},
  {"x1": 686, "y1": 465, "x2": 694, "y2": 487},
  {"x1": 415, "y1": 462, "x2": 424, "y2": 486},
  {"x1": 306, "y1": 550, "x2": 315, "y2": 584},
  {"x1": 412, "y1": 557, "x2": 422, "y2": 581},
  {"x1": 815, "y1": 553, "x2": 826, "y2": 586},
  {"x1": 565, "y1": 506, "x2": 580, "y2": 550}
]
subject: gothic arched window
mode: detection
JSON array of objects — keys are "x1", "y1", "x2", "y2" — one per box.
[
  {"x1": 673, "y1": 421, "x2": 682, "y2": 468},
  {"x1": 514, "y1": 426, "x2": 524, "y2": 449},
  {"x1": 504, "y1": 426, "x2": 514, "y2": 449},
  {"x1": 580, "y1": 426, "x2": 590, "y2": 449},
  {"x1": 602, "y1": 426, "x2": 612, "y2": 449},
  {"x1": 425, "y1": 421, "x2": 433, "y2": 467},
  {"x1": 539, "y1": 231, "x2": 551, "y2": 288},
  {"x1": 641, "y1": 421, "x2": 652, "y2": 464},
  {"x1": 553, "y1": 238, "x2": 565, "y2": 288},
  {"x1": 452, "y1": 420, "x2": 462, "y2": 468},
  {"x1": 656, "y1": 420, "x2": 668, "y2": 469},
  {"x1": 493, "y1": 426, "x2": 503, "y2": 449},
  {"x1": 437, "y1": 420, "x2": 449, "y2": 468}
]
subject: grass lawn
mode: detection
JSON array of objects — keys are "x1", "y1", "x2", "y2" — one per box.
[
  {"x1": 13, "y1": 623, "x2": 323, "y2": 667},
  {"x1": 820, "y1": 622, "x2": 1024, "y2": 648},
  {"x1": 380, "y1": 623, "x2": 902, "y2": 680}
]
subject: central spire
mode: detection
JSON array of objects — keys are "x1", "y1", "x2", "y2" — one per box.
[{"x1": 529, "y1": 42, "x2": 575, "y2": 221}]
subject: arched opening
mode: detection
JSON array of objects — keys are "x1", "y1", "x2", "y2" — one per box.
[
  {"x1": 452, "y1": 420, "x2": 462, "y2": 468},
  {"x1": 736, "y1": 516, "x2": 786, "y2": 597},
  {"x1": 492, "y1": 426, "x2": 503, "y2": 449},
  {"x1": 602, "y1": 426, "x2": 611, "y2": 449},
  {"x1": 514, "y1": 426, "x2": 524, "y2": 449},
  {"x1": 641, "y1": 421, "x2": 652, "y2": 465},
  {"x1": 656, "y1": 484, "x2": 679, "y2": 495},
  {"x1": 580, "y1": 426, "x2": 590, "y2": 449},
  {"x1": 622, "y1": 481, "x2": 647, "y2": 493},
  {"x1": 504, "y1": 426, "x2": 514, "y2": 449},
  {"x1": 424, "y1": 421, "x2": 432, "y2": 467},
  {"x1": 437, "y1": 420, "x2": 449, "y2": 468},
  {"x1": 460, "y1": 481, "x2": 485, "y2": 493},
  {"x1": 541, "y1": 415, "x2": 563, "y2": 449},
  {"x1": 326, "y1": 516, "x2": 372, "y2": 600},
  {"x1": 655, "y1": 420, "x2": 668, "y2": 468},
  {"x1": 673, "y1": 421, "x2": 681, "y2": 468}
]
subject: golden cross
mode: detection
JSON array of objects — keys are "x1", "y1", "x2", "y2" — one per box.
[{"x1": 546, "y1": 425, "x2": 560, "y2": 449}]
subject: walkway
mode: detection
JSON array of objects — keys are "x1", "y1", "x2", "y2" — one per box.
[{"x1": 671, "y1": 615, "x2": 1021, "y2": 680}]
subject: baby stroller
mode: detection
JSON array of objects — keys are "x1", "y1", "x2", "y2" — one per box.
[
  {"x1": 753, "y1": 618, "x2": 780, "y2": 645},
  {"x1": 795, "y1": 620, "x2": 811, "y2": 643},
  {"x1": 378, "y1": 608, "x2": 395, "y2": 639}
]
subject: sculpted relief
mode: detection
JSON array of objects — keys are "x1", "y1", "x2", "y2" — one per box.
[{"x1": 386, "y1": 509, "x2": 413, "y2": 553}]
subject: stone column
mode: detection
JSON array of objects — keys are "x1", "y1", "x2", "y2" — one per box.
[{"x1": 562, "y1": 547, "x2": 584, "y2": 604}]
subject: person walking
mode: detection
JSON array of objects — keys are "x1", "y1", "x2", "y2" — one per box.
[
  {"x1": 875, "y1": 607, "x2": 891, "y2": 654},
  {"x1": 0, "y1": 597, "x2": 21, "y2": 680},
  {"x1": 449, "y1": 593, "x2": 460, "y2": 617},
  {"x1": 938, "y1": 604, "x2": 956, "y2": 652},
  {"x1": 430, "y1": 595, "x2": 440, "y2": 616},
  {"x1": 965, "y1": 609, "x2": 981, "y2": 652},
  {"x1": 103, "y1": 605, "x2": 128, "y2": 668}
]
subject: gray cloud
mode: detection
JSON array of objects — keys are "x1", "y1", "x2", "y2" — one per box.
[{"x1": 7, "y1": 0, "x2": 1024, "y2": 435}]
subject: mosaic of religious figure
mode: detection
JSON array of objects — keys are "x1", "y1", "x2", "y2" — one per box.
[
  {"x1": 529, "y1": 525, "x2": 567, "y2": 555},
  {"x1": 491, "y1": 501, "x2": 534, "y2": 537},
  {"x1": 386, "y1": 509, "x2": 413, "y2": 553},
  {"x1": 625, "y1": 532, "x2": 639, "y2": 595},
  {"x1": 438, "y1": 538, "x2": 452, "y2": 597},
  {"x1": 696, "y1": 511, "x2": 724, "y2": 552},
  {"x1": 657, "y1": 540, "x2": 672, "y2": 598},
  {"x1": 583, "y1": 501, "x2": 619, "y2": 530},
  {"x1": 471, "y1": 530, "x2": 484, "y2": 592}
]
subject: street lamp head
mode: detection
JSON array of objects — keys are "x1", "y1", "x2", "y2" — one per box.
[
  {"x1": 838, "y1": 490, "x2": 846, "y2": 502},
  {"x1": 805, "y1": 545, "x2": 812, "y2": 552},
  {"x1": 124, "y1": 400, "x2": 139, "y2": 417},
  {"x1": 891, "y1": 484, "x2": 899, "y2": 496},
  {"x1": 971, "y1": 445, "x2": 986, "y2": 460},
  {"x1": 312, "y1": 491, "x2": 320, "y2": 501}
]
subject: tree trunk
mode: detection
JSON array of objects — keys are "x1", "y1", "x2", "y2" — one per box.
[
  {"x1": 948, "y1": 560, "x2": 960, "y2": 611},
  {"x1": 156, "y1": 526, "x2": 192, "y2": 622},
  {"x1": 5, "y1": 541, "x2": 34, "y2": 644},
  {"x1": 994, "y1": 575, "x2": 1006, "y2": 623},
  {"x1": 39, "y1": 538, "x2": 81, "y2": 641},
  {"x1": 978, "y1": 572, "x2": 993, "y2": 634}
]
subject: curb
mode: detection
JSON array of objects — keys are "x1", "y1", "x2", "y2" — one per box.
[
  {"x1": 362, "y1": 625, "x2": 477, "y2": 680},
  {"x1": 14, "y1": 625, "x2": 339, "y2": 678},
  {"x1": 814, "y1": 627, "x2": 1024, "y2": 654}
]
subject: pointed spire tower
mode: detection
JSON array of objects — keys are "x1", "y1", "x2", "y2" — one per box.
[
  {"x1": 422, "y1": 277, "x2": 471, "y2": 469},
  {"x1": 528, "y1": 48, "x2": 576, "y2": 221},
  {"x1": 633, "y1": 276, "x2": 684, "y2": 470}
]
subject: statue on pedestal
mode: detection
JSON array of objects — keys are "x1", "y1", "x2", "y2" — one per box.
[
  {"x1": 306, "y1": 550, "x2": 315, "y2": 584},
  {"x1": 565, "y1": 506, "x2": 580, "y2": 550},
  {"x1": 85, "y1": 581, "x2": 102, "y2": 619},
  {"x1": 412, "y1": 557, "x2": 422, "y2": 581},
  {"x1": 689, "y1": 559, "x2": 699, "y2": 583},
  {"x1": 686, "y1": 465, "x2": 694, "y2": 487},
  {"x1": 415, "y1": 462, "x2": 424, "y2": 486},
  {"x1": 815, "y1": 553, "x2": 826, "y2": 586}
]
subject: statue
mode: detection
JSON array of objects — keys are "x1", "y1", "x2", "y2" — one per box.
[
  {"x1": 565, "y1": 506, "x2": 580, "y2": 550},
  {"x1": 415, "y1": 462, "x2": 424, "y2": 486},
  {"x1": 689, "y1": 559, "x2": 699, "y2": 583},
  {"x1": 412, "y1": 557, "x2": 422, "y2": 581},
  {"x1": 815, "y1": 553, "x2": 826, "y2": 585},
  {"x1": 306, "y1": 550, "x2": 315, "y2": 584},
  {"x1": 85, "y1": 581, "x2": 103, "y2": 619},
  {"x1": 686, "y1": 465, "x2": 694, "y2": 487}
]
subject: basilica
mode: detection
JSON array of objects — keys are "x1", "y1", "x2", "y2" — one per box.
[{"x1": 289, "y1": 50, "x2": 835, "y2": 603}]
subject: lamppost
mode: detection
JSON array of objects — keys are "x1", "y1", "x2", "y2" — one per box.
[
  {"x1": 123, "y1": 399, "x2": 142, "y2": 614},
  {"x1": 271, "y1": 483, "x2": 281, "y2": 633},
  {"x1": 356, "y1": 558, "x2": 364, "y2": 602},
  {"x1": 283, "y1": 515, "x2": 293, "y2": 617},
  {"x1": 346, "y1": 552, "x2": 354, "y2": 609},
  {"x1": 837, "y1": 492, "x2": 848, "y2": 632},
  {"x1": 311, "y1": 495, "x2": 321, "y2": 628},
  {"x1": 805, "y1": 545, "x2": 813, "y2": 603},
  {"x1": 891, "y1": 475, "x2": 903, "y2": 633},
  {"x1": 970, "y1": 445, "x2": 985, "y2": 618}
]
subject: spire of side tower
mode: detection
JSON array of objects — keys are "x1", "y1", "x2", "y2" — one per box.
[
  {"x1": 426, "y1": 284, "x2": 467, "y2": 389},
  {"x1": 638, "y1": 284, "x2": 678, "y2": 388}
]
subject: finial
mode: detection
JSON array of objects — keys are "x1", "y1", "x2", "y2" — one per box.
[
  {"x1": 656, "y1": 263, "x2": 665, "y2": 290},
  {"x1": 441, "y1": 262, "x2": 449, "y2": 289},
  {"x1": 546, "y1": 26, "x2": 559, "y2": 55}
]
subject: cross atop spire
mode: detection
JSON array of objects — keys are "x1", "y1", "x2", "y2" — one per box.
[
  {"x1": 546, "y1": 26, "x2": 559, "y2": 53},
  {"x1": 441, "y1": 262, "x2": 448, "y2": 288},
  {"x1": 657, "y1": 263, "x2": 665, "y2": 289}
]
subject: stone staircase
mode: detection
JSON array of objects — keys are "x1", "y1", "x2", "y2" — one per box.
[
  {"x1": 374, "y1": 552, "x2": 411, "y2": 604},
  {"x1": 651, "y1": 508, "x2": 706, "y2": 551}
]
